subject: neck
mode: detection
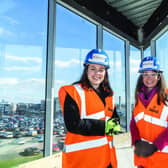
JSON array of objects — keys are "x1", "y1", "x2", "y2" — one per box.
[
  {"x1": 92, "y1": 84, "x2": 99, "y2": 90},
  {"x1": 147, "y1": 87, "x2": 153, "y2": 92}
]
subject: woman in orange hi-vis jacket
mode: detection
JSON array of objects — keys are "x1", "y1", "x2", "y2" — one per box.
[
  {"x1": 130, "y1": 56, "x2": 168, "y2": 168},
  {"x1": 58, "y1": 49, "x2": 121, "y2": 168}
]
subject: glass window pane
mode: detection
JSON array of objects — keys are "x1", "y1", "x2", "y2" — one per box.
[
  {"x1": 156, "y1": 31, "x2": 168, "y2": 84},
  {"x1": 103, "y1": 30, "x2": 126, "y2": 131},
  {"x1": 130, "y1": 46, "x2": 141, "y2": 111},
  {"x1": 144, "y1": 46, "x2": 151, "y2": 57},
  {"x1": 54, "y1": 4, "x2": 96, "y2": 153},
  {"x1": 0, "y1": 0, "x2": 47, "y2": 167}
]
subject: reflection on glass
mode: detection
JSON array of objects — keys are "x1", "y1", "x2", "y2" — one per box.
[
  {"x1": 103, "y1": 30, "x2": 126, "y2": 131},
  {"x1": 144, "y1": 46, "x2": 151, "y2": 57},
  {"x1": 54, "y1": 4, "x2": 96, "y2": 153},
  {"x1": 0, "y1": 0, "x2": 47, "y2": 167},
  {"x1": 156, "y1": 31, "x2": 168, "y2": 85},
  {"x1": 130, "y1": 46, "x2": 141, "y2": 111}
]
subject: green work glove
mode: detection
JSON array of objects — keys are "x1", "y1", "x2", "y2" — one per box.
[{"x1": 105, "y1": 118, "x2": 121, "y2": 135}]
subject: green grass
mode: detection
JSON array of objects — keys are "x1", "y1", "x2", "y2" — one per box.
[{"x1": 0, "y1": 155, "x2": 42, "y2": 168}]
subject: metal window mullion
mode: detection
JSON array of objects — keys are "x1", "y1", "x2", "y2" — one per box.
[
  {"x1": 44, "y1": 0, "x2": 56, "y2": 157},
  {"x1": 125, "y1": 40, "x2": 131, "y2": 131},
  {"x1": 140, "y1": 47, "x2": 144, "y2": 59},
  {"x1": 150, "y1": 40, "x2": 156, "y2": 56},
  {"x1": 97, "y1": 24, "x2": 103, "y2": 49}
]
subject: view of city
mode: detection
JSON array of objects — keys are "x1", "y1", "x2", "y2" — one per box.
[
  {"x1": 0, "y1": 98, "x2": 65, "y2": 166},
  {"x1": 1, "y1": 0, "x2": 168, "y2": 167}
]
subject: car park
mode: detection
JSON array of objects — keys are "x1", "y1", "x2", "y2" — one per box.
[
  {"x1": 14, "y1": 138, "x2": 25, "y2": 145},
  {"x1": 23, "y1": 147, "x2": 41, "y2": 156},
  {"x1": 53, "y1": 144, "x2": 60, "y2": 152}
]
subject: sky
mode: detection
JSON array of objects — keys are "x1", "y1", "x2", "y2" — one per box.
[
  {"x1": 0, "y1": 0, "x2": 167, "y2": 104},
  {"x1": 0, "y1": 0, "x2": 47, "y2": 103}
]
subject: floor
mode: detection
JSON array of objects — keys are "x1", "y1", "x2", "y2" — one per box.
[{"x1": 114, "y1": 132, "x2": 136, "y2": 168}]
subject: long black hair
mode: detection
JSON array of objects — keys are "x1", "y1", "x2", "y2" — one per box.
[
  {"x1": 135, "y1": 72, "x2": 168, "y2": 105},
  {"x1": 73, "y1": 65, "x2": 113, "y2": 96}
]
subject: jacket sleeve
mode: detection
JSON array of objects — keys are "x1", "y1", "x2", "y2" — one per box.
[
  {"x1": 63, "y1": 93, "x2": 105, "y2": 136},
  {"x1": 153, "y1": 127, "x2": 168, "y2": 151},
  {"x1": 130, "y1": 116, "x2": 141, "y2": 146}
]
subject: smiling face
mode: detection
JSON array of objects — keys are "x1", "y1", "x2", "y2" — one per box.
[
  {"x1": 142, "y1": 70, "x2": 160, "y2": 91},
  {"x1": 87, "y1": 64, "x2": 106, "y2": 90}
]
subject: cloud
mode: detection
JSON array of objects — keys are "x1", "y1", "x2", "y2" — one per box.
[
  {"x1": 55, "y1": 80, "x2": 65, "y2": 84},
  {"x1": 0, "y1": 27, "x2": 13, "y2": 37},
  {"x1": 5, "y1": 55, "x2": 42, "y2": 63},
  {"x1": 0, "y1": 78, "x2": 18, "y2": 86},
  {"x1": 130, "y1": 67, "x2": 139, "y2": 73},
  {"x1": 4, "y1": 55, "x2": 42, "y2": 71},
  {"x1": 4, "y1": 16, "x2": 19, "y2": 25},
  {"x1": 55, "y1": 59, "x2": 80, "y2": 68},
  {"x1": 4, "y1": 66, "x2": 41, "y2": 71},
  {"x1": 16, "y1": 78, "x2": 45, "y2": 90},
  {"x1": 130, "y1": 59, "x2": 141, "y2": 64},
  {"x1": 0, "y1": 77, "x2": 46, "y2": 103},
  {"x1": 0, "y1": 77, "x2": 45, "y2": 88}
]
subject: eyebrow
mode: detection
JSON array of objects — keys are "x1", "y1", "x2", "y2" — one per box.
[{"x1": 89, "y1": 66, "x2": 105, "y2": 69}]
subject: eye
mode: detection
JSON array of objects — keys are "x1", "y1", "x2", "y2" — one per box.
[
  {"x1": 151, "y1": 73, "x2": 157, "y2": 77},
  {"x1": 99, "y1": 69, "x2": 105, "y2": 73},
  {"x1": 142, "y1": 73, "x2": 157, "y2": 77}
]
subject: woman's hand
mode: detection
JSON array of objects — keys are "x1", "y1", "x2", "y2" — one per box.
[{"x1": 134, "y1": 140, "x2": 158, "y2": 157}]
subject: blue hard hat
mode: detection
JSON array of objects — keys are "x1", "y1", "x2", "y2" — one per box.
[
  {"x1": 83, "y1": 49, "x2": 110, "y2": 68},
  {"x1": 138, "y1": 56, "x2": 162, "y2": 73}
]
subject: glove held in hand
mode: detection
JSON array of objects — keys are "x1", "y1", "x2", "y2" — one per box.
[{"x1": 105, "y1": 118, "x2": 121, "y2": 135}]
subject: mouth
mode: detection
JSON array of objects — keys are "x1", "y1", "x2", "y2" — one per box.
[{"x1": 93, "y1": 76, "x2": 102, "y2": 81}]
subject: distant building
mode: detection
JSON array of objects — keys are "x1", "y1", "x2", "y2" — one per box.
[
  {"x1": 40, "y1": 100, "x2": 45, "y2": 112},
  {"x1": 16, "y1": 103, "x2": 28, "y2": 115},
  {"x1": 54, "y1": 97, "x2": 62, "y2": 119},
  {"x1": 0, "y1": 100, "x2": 12, "y2": 116}
]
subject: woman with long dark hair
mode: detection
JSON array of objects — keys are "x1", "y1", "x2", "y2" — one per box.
[
  {"x1": 130, "y1": 56, "x2": 168, "y2": 168},
  {"x1": 59, "y1": 49, "x2": 120, "y2": 168}
]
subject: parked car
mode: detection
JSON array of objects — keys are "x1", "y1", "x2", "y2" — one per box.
[
  {"x1": 23, "y1": 147, "x2": 41, "y2": 156},
  {"x1": 14, "y1": 138, "x2": 25, "y2": 145},
  {"x1": 32, "y1": 135, "x2": 44, "y2": 142},
  {"x1": 3, "y1": 131, "x2": 13, "y2": 138},
  {"x1": 58, "y1": 139, "x2": 64, "y2": 150},
  {"x1": 53, "y1": 144, "x2": 60, "y2": 152}
]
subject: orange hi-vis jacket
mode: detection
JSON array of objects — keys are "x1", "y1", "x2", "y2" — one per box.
[
  {"x1": 59, "y1": 84, "x2": 117, "y2": 168},
  {"x1": 133, "y1": 92, "x2": 168, "y2": 168}
]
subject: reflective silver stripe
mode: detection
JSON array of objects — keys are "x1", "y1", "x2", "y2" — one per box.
[
  {"x1": 134, "y1": 112, "x2": 144, "y2": 122},
  {"x1": 106, "y1": 116, "x2": 111, "y2": 121},
  {"x1": 162, "y1": 146, "x2": 168, "y2": 153},
  {"x1": 64, "y1": 137, "x2": 108, "y2": 153},
  {"x1": 74, "y1": 84, "x2": 105, "y2": 119},
  {"x1": 134, "y1": 112, "x2": 168, "y2": 127},
  {"x1": 74, "y1": 84, "x2": 86, "y2": 119},
  {"x1": 160, "y1": 105, "x2": 168, "y2": 120},
  {"x1": 84, "y1": 111, "x2": 105, "y2": 119},
  {"x1": 141, "y1": 138, "x2": 168, "y2": 153},
  {"x1": 144, "y1": 115, "x2": 168, "y2": 127},
  {"x1": 141, "y1": 138, "x2": 153, "y2": 144}
]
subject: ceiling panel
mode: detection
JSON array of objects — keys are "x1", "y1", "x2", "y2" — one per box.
[
  {"x1": 104, "y1": 0, "x2": 163, "y2": 27},
  {"x1": 60, "y1": 0, "x2": 168, "y2": 46}
]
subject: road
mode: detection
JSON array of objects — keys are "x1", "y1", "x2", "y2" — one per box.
[{"x1": 0, "y1": 135, "x2": 61, "y2": 160}]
